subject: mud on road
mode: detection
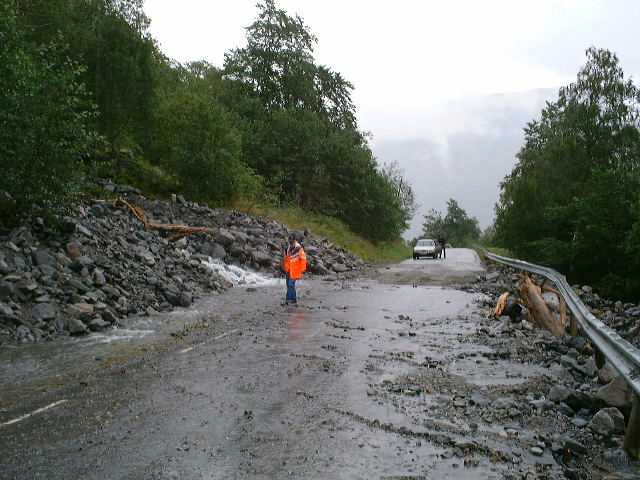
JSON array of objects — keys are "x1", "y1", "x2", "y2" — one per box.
[{"x1": 1, "y1": 249, "x2": 638, "y2": 479}]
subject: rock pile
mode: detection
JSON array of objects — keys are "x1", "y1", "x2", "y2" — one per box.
[
  {"x1": 0, "y1": 184, "x2": 363, "y2": 344},
  {"x1": 471, "y1": 265, "x2": 640, "y2": 347},
  {"x1": 467, "y1": 265, "x2": 639, "y2": 477}
]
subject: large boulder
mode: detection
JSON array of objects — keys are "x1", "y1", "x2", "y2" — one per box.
[
  {"x1": 67, "y1": 317, "x2": 88, "y2": 334},
  {"x1": 32, "y1": 249, "x2": 56, "y2": 267},
  {"x1": 31, "y1": 303, "x2": 57, "y2": 322},
  {"x1": 199, "y1": 242, "x2": 226, "y2": 259},
  {"x1": 215, "y1": 229, "x2": 235, "y2": 247},
  {"x1": 252, "y1": 250, "x2": 272, "y2": 267},
  {"x1": 595, "y1": 377, "x2": 633, "y2": 409},
  {"x1": 588, "y1": 408, "x2": 625, "y2": 436}
]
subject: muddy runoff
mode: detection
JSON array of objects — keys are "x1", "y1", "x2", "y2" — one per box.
[{"x1": 1, "y1": 249, "x2": 638, "y2": 479}]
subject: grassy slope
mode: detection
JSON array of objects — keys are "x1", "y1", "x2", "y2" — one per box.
[{"x1": 232, "y1": 202, "x2": 411, "y2": 263}]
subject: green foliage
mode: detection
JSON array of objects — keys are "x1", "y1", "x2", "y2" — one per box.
[
  {"x1": 3, "y1": 0, "x2": 414, "y2": 243},
  {"x1": 15, "y1": 0, "x2": 155, "y2": 150},
  {"x1": 223, "y1": 0, "x2": 413, "y2": 241},
  {"x1": 422, "y1": 199, "x2": 480, "y2": 247},
  {"x1": 494, "y1": 48, "x2": 640, "y2": 299},
  {"x1": 0, "y1": 1, "x2": 95, "y2": 225}
]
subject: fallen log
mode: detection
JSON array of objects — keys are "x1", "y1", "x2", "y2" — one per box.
[
  {"x1": 114, "y1": 198, "x2": 214, "y2": 241},
  {"x1": 518, "y1": 274, "x2": 564, "y2": 336}
]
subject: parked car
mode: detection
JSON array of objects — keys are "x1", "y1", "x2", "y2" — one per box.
[{"x1": 413, "y1": 238, "x2": 442, "y2": 259}]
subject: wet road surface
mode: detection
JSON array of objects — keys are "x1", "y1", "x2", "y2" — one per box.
[{"x1": 1, "y1": 249, "x2": 562, "y2": 479}]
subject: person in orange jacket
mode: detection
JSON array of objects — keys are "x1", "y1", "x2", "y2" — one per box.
[{"x1": 283, "y1": 234, "x2": 307, "y2": 305}]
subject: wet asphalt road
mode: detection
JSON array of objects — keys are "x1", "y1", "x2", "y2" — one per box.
[{"x1": 1, "y1": 249, "x2": 556, "y2": 479}]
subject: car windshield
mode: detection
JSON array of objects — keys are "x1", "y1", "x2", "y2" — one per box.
[{"x1": 417, "y1": 240, "x2": 434, "y2": 246}]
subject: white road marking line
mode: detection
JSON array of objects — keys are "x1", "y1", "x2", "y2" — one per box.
[
  {"x1": 179, "y1": 328, "x2": 240, "y2": 354},
  {"x1": 1, "y1": 399, "x2": 68, "y2": 427}
]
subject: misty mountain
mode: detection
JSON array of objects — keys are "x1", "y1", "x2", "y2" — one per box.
[{"x1": 370, "y1": 88, "x2": 557, "y2": 238}]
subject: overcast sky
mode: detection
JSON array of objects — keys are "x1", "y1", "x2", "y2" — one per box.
[{"x1": 145, "y1": 0, "x2": 640, "y2": 237}]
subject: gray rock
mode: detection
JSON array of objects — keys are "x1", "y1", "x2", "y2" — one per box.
[
  {"x1": 67, "y1": 317, "x2": 88, "y2": 335},
  {"x1": 596, "y1": 377, "x2": 633, "y2": 409},
  {"x1": 92, "y1": 269, "x2": 106, "y2": 286},
  {"x1": 39, "y1": 264, "x2": 57, "y2": 279},
  {"x1": 165, "y1": 289, "x2": 192, "y2": 307},
  {"x1": 66, "y1": 303, "x2": 94, "y2": 321},
  {"x1": 598, "y1": 362, "x2": 617, "y2": 385},
  {"x1": 76, "y1": 224, "x2": 93, "y2": 237},
  {"x1": 530, "y1": 446, "x2": 544, "y2": 456},
  {"x1": 558, "y1": 402, "x2": 575, "y2": 417},
  {"x1": 31, "y1": 303, "x2": 57, "y2": 322},
  {"x1": 32, "y1": 249, "x2": 56, "y2": 267},
  {"x1": 600, "y1": 407, "x2": 625, "y2": 434},
  {"x1": 135, "y1": 248, "x2": 156, "y2": 266},
  {"x1": 216, "y1": 229, "x2": 235, "y2": 247},
  {"x1": 66, "y1": 241, "x2": 82, "y2": 260},
  {"x1": 70, "y1": 255, "x2": 94, "y2": 272},
  {"x1": 0, "y1": 259, "x2": 9, "y2": 274},
  {"x1": 549, "y1": 385, "x2": 571, "y2": 403},
  {"x1": 469, "y1": 393, "x2": 491, "y2": 407},
  {"x1": 16, "y1": 325, "x2": 35, "y2": 343},
  {"x1": 493, "y1": 397, "x2": 516, "y2": 409},
  {"x1": 332, "y1": 263, "x2": 348, "y2": 273},
  {"x1": 229, "y1": 243, "x2": 244, "y2": 258},
  {"x1": 589, "y1": 409, "x2": 616, "y2": 436},
  {"x1": 178, "y1": 291, "x2": 192, "y2": 308},
  {"x1": 88, "y1": 316, "x2": 109, "y2": 331},
  {"x1": 101, "y1": 309, "x2": 118, "y2": 324},
  {"x1": 67, "y1": 278, "x2": 90, "y2": 294},
  {"x1": 571, "y1": 417, "x2": 589, "y2": 428},
  {"x1": 0, "y1": 302, "x2": 14, "y2": 318},
  {"x1": 565, "y1": 390, "x2": 600, "y2": 412},
  {"x1": 562, "y1": 437, "x2": 587, "y2": 454},
  {"x1": 0, "y1": 281, "x2": 16, "y2": 300},
  {"x1": 485, "y1": 271, "x2": 500, "y2": 282},
  {"x1": 561, "y1": 354, "x2": 597, "y2": 377},
  {"x1": 252, "y1": 250, "x2": 272, "y2": 267},
  {"x1": 200, "y1": 242, "x2": 226, "y2": 259}
]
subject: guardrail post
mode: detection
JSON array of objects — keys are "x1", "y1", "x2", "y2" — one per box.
[{"x1": 624, "y1": 394, "x2": 640, "y2": 459}]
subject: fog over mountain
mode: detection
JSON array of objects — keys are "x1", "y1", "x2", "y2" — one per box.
[{"x1": 369, "y1": 88, "x2": 557, "y2": 238}]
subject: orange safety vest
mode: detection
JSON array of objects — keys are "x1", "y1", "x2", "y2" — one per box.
[{"x1": 283, "y1": 241, "x2": 307, "y2": 280}]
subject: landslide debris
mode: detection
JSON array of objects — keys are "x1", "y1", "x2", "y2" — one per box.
[{"x1": 0, "y1": 182, "x2": 363, "y2": 344}]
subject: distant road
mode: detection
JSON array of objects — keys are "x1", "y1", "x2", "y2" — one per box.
[{"x1": 377, "y1": 247, "x2": 485, "y2": 285}]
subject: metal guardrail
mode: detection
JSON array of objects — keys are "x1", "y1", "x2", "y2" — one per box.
[
  {"x1": 485, "y1": 250, "x2": 640, "y2": 457},
  {"x1": 484, "y1": 250, "x2": 640, "y2": 398}
]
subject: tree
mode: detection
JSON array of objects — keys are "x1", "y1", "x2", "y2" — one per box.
[
  {"x1": 421, "y1": 199, "x2": 480, "y2": 246},
  {"x1": 0, "y1": 1, "x2": 96, "y2": 225},
  {"x1": 494, "y1": 48, "x2": 640, "y2": 298}
]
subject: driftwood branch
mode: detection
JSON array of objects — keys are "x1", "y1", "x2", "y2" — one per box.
[
  {"x1": 114, "y1": 198, "x2": 214, "y2": 242},
  {"x1": 518, "y1": 274, "x2": 564, "y2": 336}
]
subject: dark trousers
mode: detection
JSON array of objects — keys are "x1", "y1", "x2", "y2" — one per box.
[{"x1": 286, "y1": 275, "x2": 297, "y2": 303}]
